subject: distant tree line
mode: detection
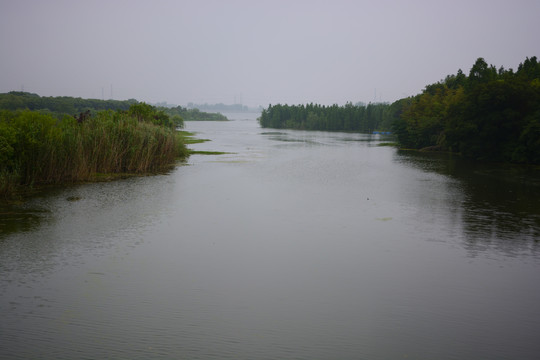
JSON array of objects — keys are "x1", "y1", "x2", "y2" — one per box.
[
  {"x1": 0, "y1": 92, "x2": 229, "y2": 124},
  {"x1": 258, "y1": 102, "x2": 395, "y2": 132},
  {"x1": 162, "y1": 106, "x2": 228, "y2": 121},
  {"x1": 393, "y1": 56, "x2": 540, "y2": 164},
  {"x1": 0, "y1": 91, "x2": 137, "y2": 116},
  {"x1": 258, "y1": 56, "x2": 540, "y2": 164},
  {"x1": 188, "y1": 102, "x2": 252, "y2": 112}
]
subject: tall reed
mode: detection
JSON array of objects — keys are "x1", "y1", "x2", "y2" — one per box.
[{"x1": 0, "y1": 109, "x2": 187, "y2": 199}]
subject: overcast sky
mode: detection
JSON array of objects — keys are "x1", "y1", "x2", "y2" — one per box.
[{"x1": 1, "y1": 0, "x2": 539, "y2": 107}]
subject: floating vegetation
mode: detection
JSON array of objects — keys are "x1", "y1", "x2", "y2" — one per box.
[
  {"x1": 177, "y1": 131, "x2": 211, "y2": 144},
  {"x1": 189, "y1": 150, "x2": 234, "y2": 155},
  {"x1": 377, "y1": 142, "x2": 398, "y2": 147},
  {"x1": 260, "y1": 131, "x2": 287, "y2": 135}
]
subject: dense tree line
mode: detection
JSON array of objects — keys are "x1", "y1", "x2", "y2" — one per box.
[
  {"x1": 0, "y1": 91, "x2": 137, "y2": 116},
  {"x1": 393, "y1": 57, "x2": 540, "y2": 164},
  {"x1": 162, "y1": 106, "x2": 228, "y2": 121},
  {"x1": 0, "y1": 92, "x2": 187, "y2": 128},
  {"x1": 258, "y1": 102, "x2": 395, "y2": 132},
  {"x1": 0, "y1": 91, "x2": 228, "y2": 124},
  {"x1": 188, "y1": 102, "x2": 250, "y2": 112},
  {"x1": 259, "y1": 57, "x2": 540, "y2": 164}
]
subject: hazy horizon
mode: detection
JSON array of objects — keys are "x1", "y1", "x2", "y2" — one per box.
[{"x1": 1, "y1": 0, "x2": 539, "y2": 107}]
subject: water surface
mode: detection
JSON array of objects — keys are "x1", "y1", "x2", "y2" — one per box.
[{"x1": 1, "y1": 113, "x2": 540, "y2": 359}]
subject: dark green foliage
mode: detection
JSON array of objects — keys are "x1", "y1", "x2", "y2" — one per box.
[
  {"x1": 0, "y1": 91, "x2": 137, "y2": 117},
  {"x1": 0, "y1": 105, "x2": 188, "y2": 199},
  {"x1": 160, "y1": 106, "x2": 228, "y2": 122},
  {"x1": 392, "y1": 56, "x2": 540, "y2": 164},
  {"x1": 0, "y1": 91, "x2": 233, "y2": 127},
  {"x1": 126, "y1": 102, "x2": 180, "y2": 128},
  {"x1": 258, "y1": 102, "x2": 393, "y2": 132},
  {"x1": 515, "y1": 110, "x2": 540, "y2": 163},
  {"x1": 0, "y1": 92, "x2": 185, "y2": 128}
]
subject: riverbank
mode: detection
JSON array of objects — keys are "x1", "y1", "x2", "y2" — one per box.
[{"x1": 0, "y1": 107, "x2": 188, "y2": 201}]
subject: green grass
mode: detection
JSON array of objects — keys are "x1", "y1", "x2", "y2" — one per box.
[
  {"x1": 177, "y1": 130, "x2": 210, "y2": 144},
  {"x1": 177, "y1": 131, "x2": 233, "y2": 156},
  {"x1": 188, "y1": 150, "x2": 234, "y2": 155},
  {"x1": 377, "y1": 142, "x2": 398, "y2": 147}
]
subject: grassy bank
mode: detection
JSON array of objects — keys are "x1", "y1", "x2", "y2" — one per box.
[
  {"x1": 176, "y1": 131, "x2": 232, "y2": 155},
  {"x1": 177, "y1": 130, "x2": 210, "y2": 145},
  {"x1": 0, "y1": 107, "x2": 188, "y2": 199}
]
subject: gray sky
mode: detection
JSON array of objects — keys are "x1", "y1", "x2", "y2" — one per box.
[{"x1": 1, "y1": 0, "x2": 539, "y2": 107}]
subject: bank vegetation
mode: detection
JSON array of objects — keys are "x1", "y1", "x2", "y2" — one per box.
[
  {"x1": 394, "y1": 57, "x2": 540, "y2": 164},
  {"x1": 0, "y1": 103, "x2": 188, "y2": 199},
  {"x1": 259, "y1": 56, "x2": 540, "y2": 164}
]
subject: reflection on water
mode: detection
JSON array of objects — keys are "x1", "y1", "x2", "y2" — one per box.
[
  {"x1": 395, "y1": 150, "x2": 540, "y2": 258},
  {"x1": 0, "y1": 174, "x2": 177, "y2": 289},
  {"x1": 2, "y1": 115, "x2": 540, "y2": 359},
  {"x1": 261, "y1": 129, "x2": 387, "y2": 146},
  {"x1": 0, "y1": 206, "x2": 47, "y2": 236}
]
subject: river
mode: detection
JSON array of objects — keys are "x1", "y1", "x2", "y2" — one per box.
[{"x1": 1, "y1": 112, "x2": 540, "y2": 359}]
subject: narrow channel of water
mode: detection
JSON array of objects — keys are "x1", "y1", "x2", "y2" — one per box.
[{"x1": 1, "y1": 113, "x2": 539, "y2": 359}]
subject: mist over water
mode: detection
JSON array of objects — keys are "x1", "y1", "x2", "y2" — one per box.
[{"x1": 1, "y1": 113, "x2": 540, "y2": 359}]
